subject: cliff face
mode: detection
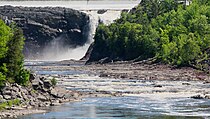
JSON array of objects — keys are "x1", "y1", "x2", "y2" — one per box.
[{"x1": 0, "y1": 6, "x2": 90, "y2": 59}]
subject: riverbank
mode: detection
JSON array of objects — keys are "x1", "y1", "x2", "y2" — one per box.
[
  {"x1": 0, "y1": 69, "x2": 121, "y2": 118},
  {"x1": 0, "y1": 74, "x2": 85, "y2": 119}
]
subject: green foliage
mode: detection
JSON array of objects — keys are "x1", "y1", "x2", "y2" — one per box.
[
  {"x1": 0, "y1": 99, "x2": 20, "y2": 111},
  {"x1": 0, "y1": 72, "x2": 6, "y2": 87},
  {"x1": 89, "y1": 0, "x2": 210, "y2": 68},
  {"x1": 0, "y1": 20, "x2": 29, "y2": 86},
  {"x1": 51, "y1": 77, "x2": 57, "y2": 86},
  {"x1": 0, "y1": 20, "x2": 11, "y2": 59},
  {"x1": 16, "y1": 69, "x2": 30, "y2": 86}
]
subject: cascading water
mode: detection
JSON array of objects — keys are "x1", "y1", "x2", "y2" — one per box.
[{"x1": 38, "y1": 10, "x2": 122, "y2": 61}]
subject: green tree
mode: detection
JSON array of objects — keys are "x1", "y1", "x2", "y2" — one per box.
[
  {"x1": 0, "y1": 20, "x2": 11, "y2": 86},
  {"x1": 4, "y1": 24, "x2": 29, "y2": 85},
  {"x1": 0, "y1": 20, "x2": 29, "y2": 86}
]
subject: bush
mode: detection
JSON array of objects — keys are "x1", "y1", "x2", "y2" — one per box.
[
  {"x1": 51, "y1": 78, "x2": 57, "y2": 86},
  {"x1": 0, "y1": 99, "x2": 20, "y2": 111},
  {"x1": 15, "y1": 69, "x2": 30, "y2": 86}
]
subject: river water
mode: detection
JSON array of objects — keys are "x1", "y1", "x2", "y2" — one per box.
[{"x1": 19, "y1": 61, "x2": 210, "y2": 118}]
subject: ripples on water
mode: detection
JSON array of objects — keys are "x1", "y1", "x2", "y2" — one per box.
[
  {"x1": 20, "y1": 97, "x2": 210, "y2": 118},
  {"x1": 21, "y1": 61, "x2": 210, "y2": 118}
]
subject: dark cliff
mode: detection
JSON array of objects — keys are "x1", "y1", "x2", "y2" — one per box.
[{"x1": 0, "y1": 6, "x2": 90, "y2": 59}]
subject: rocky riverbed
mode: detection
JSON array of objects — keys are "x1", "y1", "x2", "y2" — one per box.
[
  {"x1": 53, "y1": 60, "x2": 210, "y2": 81},
  {"x1": 27, "y1": 60, "x2": 210, "y2": 98},
  {"x1": 1, "y1": 60, "x2": 209, "y2": 118}
]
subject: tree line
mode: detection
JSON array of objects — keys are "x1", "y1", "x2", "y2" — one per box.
[{"x1": 88, "y1": 0, "x2": 210, "y2": 71}]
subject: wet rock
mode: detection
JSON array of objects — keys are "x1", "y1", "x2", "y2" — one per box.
[
  {"x1": 154, "y1": 85, "x2": 163, "y2": 88},
  {"x1": 50, "y1": 102, "x2": 61, "y2": 106},
  {"x1": 182, "y1": 82, "x2": 191, "y2": 85},
  {"x1": 99, "y1": 73, "x2": 109, "y2": 77},
  {"x1": 97, "y1": 9, "x2": 107, "y2": 14},
  {"x1": 43, "y1": 79, "x2": 52, "y2": 89},
  {"x1": 191, "y1": 94, "x2": 205, "y2": 99}
]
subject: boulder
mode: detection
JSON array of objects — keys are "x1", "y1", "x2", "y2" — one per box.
[
  {"x1": 37, "y1": 95, "x2": 48, "y2": 102},
  {"x1": 43, "y1": 79, "x2": 52, "y2": 89},
  {"x1": 205, "y1": 94, "x2": 210, "y2": 99},
  {"x1": 191, "y1": 94, "x2": 205, "y2": 99},
  {"x1": 3, "y1": 95, "x2": 11, "y2": 100},
  {"x1": 97, "y1": 9, "x2": 107, "y2": 14},
  {"x1": 50, "y1": 88, "x2": 58, "y2": 97}
]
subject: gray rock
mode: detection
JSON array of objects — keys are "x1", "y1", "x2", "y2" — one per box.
[
  {"x1": 30, "y1": 73, "x2": 36, "y2": 81},
  {"x1": 2, "y1": 90, "x2": 11, "y2": 95},
  {"x1": 205, "y1": 94, "x2": 210, "y2": 99},
  {"x1": 0, "y1": 95, "x2": 3, "y2": 99},
  {"x1": 43, "y1": 79, "x2": 52, "y2": 88},
  {"x1": 50, "y1": 89, "x2": 58, "y2": 97},
  {"x1": 3, "y1": 95, "x2": 11, "y2": 100},
  {"x1": 37, "y1": 95, "x2": 48, "y2": 102},
  {"x1": 0, "y1": 99, "x2": 6, "y2": 103},
  {"x1": 32, "y1": 80, "x2": 39, "y2": 86},
  {"x1": 0, "y1": 6, "x2": 90, "y2": 59},
  {"x1": 11, "y1": 86, "x2": 19, "y2": 92},
  {"x1": 154, "y1": 85, "x2": 163, "y2": 88},
  {"x1": 97, "y1": 9, "x2": 107, "y2": 14},
  {"x1": 29, "y1": 100, "x2": 36, "y2": 106},
  {"x1": 191, "y1": 94, "x2": 205, "y2": 99}
]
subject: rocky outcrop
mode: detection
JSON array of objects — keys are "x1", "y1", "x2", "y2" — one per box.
[
  {"x1": 0, "y1": 74, "x2": 82, "y2": 118},
  {"x1": 0, "y1": 6, "x2": 90, "y2": 59}
]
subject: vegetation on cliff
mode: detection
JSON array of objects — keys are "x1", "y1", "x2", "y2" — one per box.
[
  {"x1": 0, "y1": 20, "x2": 29, "y2": 87},
  {"x1": 88, "y1": 0, "x2": 210, "y2": 72}
]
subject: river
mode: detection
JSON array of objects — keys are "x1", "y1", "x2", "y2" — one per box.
[
  {"x1": 19, "y1": 61, "x2": 210, "y2": 118},
  {"x1": 1, "y1": 0, "x2": 210, "y2": 118}
]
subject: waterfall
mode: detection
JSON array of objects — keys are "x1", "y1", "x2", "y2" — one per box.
[{"x1": 38, "y1": 10, "x2": 122, "y2": 61}]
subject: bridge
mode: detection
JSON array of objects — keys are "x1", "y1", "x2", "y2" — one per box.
[{"x1": 0, "y1": 0, "x2": 141, "y2": 10}]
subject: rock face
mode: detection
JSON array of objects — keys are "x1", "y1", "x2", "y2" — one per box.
[{"x1": 0, "y1": 6, "x2": 90, "y2": 59}]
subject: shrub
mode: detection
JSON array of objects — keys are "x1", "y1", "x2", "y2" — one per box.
[{"x1": 51, "y1": 78, "x2": 57, "y2": 86}]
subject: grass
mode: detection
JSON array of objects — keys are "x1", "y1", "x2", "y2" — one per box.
[{"x1": 0, "y1": 99, "x2": 21, "y2": 111}]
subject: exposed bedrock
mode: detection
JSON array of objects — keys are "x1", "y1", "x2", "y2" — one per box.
[{"x1": 0, "y1": 6, "x2": 90, "y2": 59}]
